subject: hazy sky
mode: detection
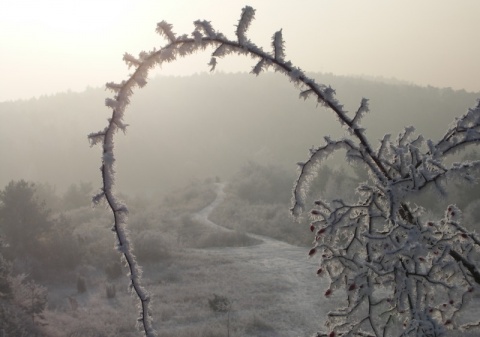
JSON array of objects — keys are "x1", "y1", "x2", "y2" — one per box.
[{"x1": 1, "y1": 0, "x2": 479, "y2": 102}]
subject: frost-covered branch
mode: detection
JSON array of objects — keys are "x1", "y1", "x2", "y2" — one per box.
[
  {"x1": 89, "y1": 5, "x2": 480, "y2": 337},
  {"x1": 294, "y1": 71, "x2": 480, "y2": 337}
]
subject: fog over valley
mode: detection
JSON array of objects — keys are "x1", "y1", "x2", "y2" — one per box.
[{"x1": 1, "y1": 72, "x2": 478, "y2": 196}]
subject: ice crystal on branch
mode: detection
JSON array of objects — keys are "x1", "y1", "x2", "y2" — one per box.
[
  {"x1": 352, "y1": 98, "x2": 369, "y2": 126},
  {"x1": 272, "y1": 29, "x2": 285, "y2": 61},
  {"x1": 251, "y1": 58, "x2": 266, "y2": 75},
  {"x1": 156, "y1": 21, "x2": 176, "y2": 42},
  {"x1": 212, "y1": 43, "x2": 229, "y2": 58},
  {"x1": 236, "y1": 6, "x2": 255, "y2": 45},
  {"x1": 123, "y1": 53, "x2": 141, "y2": 69},
  {"x1": 208, "y1": 57, "x2": 217, "y2": 71},
  {"x1": 194, "y1": 20, "x2": 216, "y2": 39}
]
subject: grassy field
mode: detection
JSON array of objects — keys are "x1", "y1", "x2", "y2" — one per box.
[{"x1": 28, "y1": 180, "x2": 480, "y2": 337}]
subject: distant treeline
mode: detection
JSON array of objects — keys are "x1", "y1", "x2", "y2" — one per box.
[{"x1": 1, "y1": 72, "x2": 478, "y2": 195}]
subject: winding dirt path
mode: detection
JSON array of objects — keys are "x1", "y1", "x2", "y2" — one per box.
[{"x1": 191, "y1": 183, "x2": 337, "y2": 336}]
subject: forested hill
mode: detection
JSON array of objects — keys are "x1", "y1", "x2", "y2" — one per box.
[{"x1": 1, "y1": 72, "x2": 478, "y2": 195}]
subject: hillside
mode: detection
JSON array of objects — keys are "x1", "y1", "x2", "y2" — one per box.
[{"x1": 0, "y1": 72, "x2": 478, "y2": 195}]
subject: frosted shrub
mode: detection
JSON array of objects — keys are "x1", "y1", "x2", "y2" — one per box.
[
  {"x1": 208, "y1": 294, "x2": 231, "y2": 314},
  {"x1": 90, "y1": 6, "x2": 480, "y2": 336},
  {"x1": 106, "y1": 283, "x2": 116, "y2": 299},
  {"x1": 7, "y1": 273, "x2": 48, "y2": 329},
  {"x1": 76, "y1": 276, "x2": 87, "y2": 294},
  {"x1": 132, "y1": 230, "x2": 173, "y2": 263},
  {"x1": 105, "y1": 261, "x2": 123, "y2": 281}
]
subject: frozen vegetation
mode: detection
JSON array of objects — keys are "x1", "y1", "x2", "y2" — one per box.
[
  {"x1": 1, "y1": 6, "x2": 480, "y2": 337},
  {"x1": 1, "y1": 172, "x2": 480, "y2": 336}
]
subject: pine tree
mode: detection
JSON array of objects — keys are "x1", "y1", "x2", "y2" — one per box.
[{"x1": 0, "y1": 180, "x2": 52, "y2": 261}]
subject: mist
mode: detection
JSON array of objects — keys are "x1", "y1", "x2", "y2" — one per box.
[
  {"x1": 1, "y1": 72, "x2": 480, "y2": 336},
  {"x1": 1, "y1": 72, "x2": 478, "y2": 196}
]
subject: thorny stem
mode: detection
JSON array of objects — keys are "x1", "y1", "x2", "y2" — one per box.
[
  {"x1": 100, "y1": 113, "x2": 153, "y2": 335},
  {"x1": 449, "y1": 250, "x2": 480, "y2": 285}
]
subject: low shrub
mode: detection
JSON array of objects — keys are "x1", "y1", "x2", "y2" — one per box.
[
  {"x1": 105, "y1": 283, "x2": 116, "y2": 299},
  {"x1": 104, "y1": 261, "x2": 123, "y2": 281},
  {"x1": 76, "y1": 276, "x2": 87, "y2": 294}
]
